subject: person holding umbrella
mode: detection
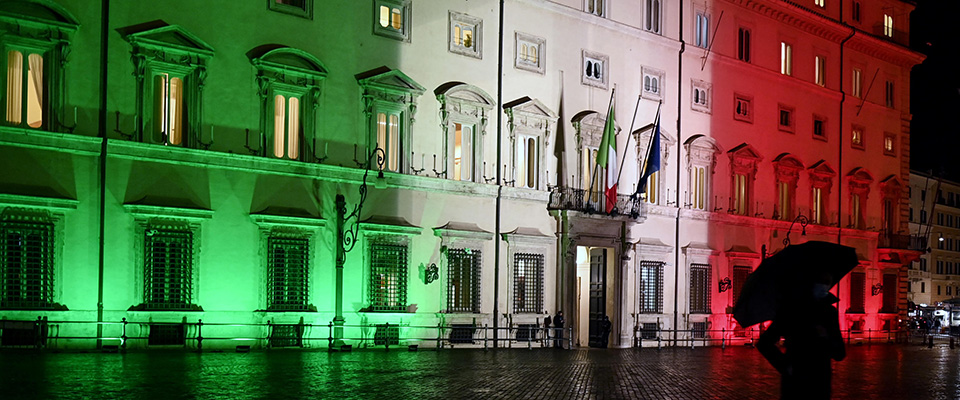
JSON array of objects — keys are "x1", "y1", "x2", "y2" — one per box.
[{"x1": 734, "y1": 241, "x2": 857, "y2": 400}]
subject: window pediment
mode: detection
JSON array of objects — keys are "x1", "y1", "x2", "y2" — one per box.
[
  {"x1": 356, "y1": 66, "x2": 425, "y2": 96},
  {"x1": 879, "y1": 175, "x2": 902, "y2": 198},
  {"x1": 773, "y1": 153, "x2": 803, "y2": 182},
  {"x1": 847, "y1": 167, "x2": 873, "y2": 194},
  {"x1": 634, "y1": 123, "x2": 676, "y2": 160},
  {"x1": 504, "y1": 96, "x2": 557, "y2": 140},
  {"x1": 124, "y1": 24, "x2": 215, "y2": 59},
  {"x1": 251, "y1": 46, "x2": 328, "y2": 84},
  {"x1": 808, "y1": 160, "x2": 836, "y2": 188},
  {"x1": 572, "y1": 110, "x2": 618, "y2": 149},
  {"x1": 0, "y1": 0, "x2": 79, "y2": 36},
  {"x1": 684, "y1": 134, "x2": 720, "y2": 169},
  {"x1": 728, "y1": 143, "x2": 762, "y2": 176},
  {"x1": 435, "y1": 82, "x2": 495, "y2": 113},
  {"x1": 434, "y1": 221, "x2": 494, "y2": 241}
]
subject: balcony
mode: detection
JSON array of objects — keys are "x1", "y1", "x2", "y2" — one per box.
[
  {"x1": 878, "y1": 233, "x2": 927, "y2": 252},
  {"x1": 547, "y1": 186, "x2": 645, "y2": 219}
]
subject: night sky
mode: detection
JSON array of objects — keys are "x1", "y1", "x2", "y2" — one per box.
[{"x1": 910, "y1": 0, "x2": 960, "y2": 181}]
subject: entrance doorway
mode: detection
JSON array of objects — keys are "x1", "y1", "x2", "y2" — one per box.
[{"x1": 576, "y1": 246, "x2": 615, "y2": 347}]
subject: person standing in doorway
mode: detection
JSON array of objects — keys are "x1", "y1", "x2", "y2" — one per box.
[
  {"x1": 599, "y1": 315, "x2": 612, "y2": 348},
  {"x1": 554, "y1": 311, "x2": 565, "y2": 348}
]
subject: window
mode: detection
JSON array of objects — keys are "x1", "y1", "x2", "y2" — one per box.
[
  {"x1": 514, "y1": 253, "x2": 544, "y2": 313},
  {"x1": 849, "y1": 272, "x2": 865, "y2": 313},
  {"x1": 777, "y1": 181, "x2": 792, "y2": 220},
  {"x1": 734, "y1": 94, "x2": 752, "y2": 122},
  {"x1": 358, "y1": 68, "x2": 425, "y2": 174},
  {"x1": 374, "y1": 0, "x2": 411, "y2": 42},
  {"x1": 689, "y1": 263, "x2": 711, "y2": 314},
  {"x1": 449, "y1": 11, "x2": 482, "y2": 59},
  {"x1": 852, "y1": 68, "x2": 862, "y2": 98},
  {"x1": 728, "y1": 144, "x2": 761, "y2": 216},
  {"x1": 1, "y1": 3, "x2": 77, "y2": 131},
  {"x1": 644, "y1": 0, "x2": 661, "y2": 34},
  {"x1": 252, "y1": 47, "x2": 327, "y2": 161},
  {"x1": 813, "y1": 116, "x2": 826, "y2": 140},
  {"x1": 695, "y1": 12, "x2": 710, "y2": 48},
  {"x1": 143, "y1": 226, "x2": 194, "y2": 310},
  {"x1": 937, "y1": 260, "x2": 944, "y2": 274},
  {"x1": 516, "y1": 135, "x2": 538, "y2": 189},
  {"x1": 847, "y1": 168, "x2": 872, "y2": 229},
  {"x1": 732, "y1": 266, "x2": 751, "y2": 307},
  {"x1": 584, "y1": 146, "x2": 602, "y2": 202},
  {"x1": 852, "y1": 1, "x2": 861, "y2": 23},
  {"x1": 732, "y1": 173, "x2": 749, "y2": 215},
  {"x1": 815, "y1": 56, "x2": 825, "y2": 86},
  {"x1": 685, "y1": 136, "x2": 719, "y2": 212},
  {"x1": 692, "y1": 166, "x2": 707, "y2": 210},
  {"x1": 921, "y1": 282, "x2": 925, "y2": 293},
  {"x1": 885, "y1": 80, "x2": 895, "y2": 108},
  {"x1": 850, "y1": 193, "x2": 862, "y2": 229},
  {"x1": 642, "y1": 67, "x2": 664, "y2": 100},
  {"x1": 883, "y1": 133, "x2": 896, "y2": 156},
  {"x1": 447, "y1": 248, "x2": 481, "y2": 313},
  {"x1": 268, "y1": 0, "x2": 313, "y2": 19},
  {"x1": 778, "y1": 105, "x2": 793, "y2": 132},
  {"x1": 691, "y1": 80, "x2": 711, "y2": 113},
  {"x1": 809, "y1": 161, "x2": 835, "y2": 225},
  {"x1": 585, "y1": 0, "x2": 605, "y2": 17},
  {"x1": 639, "y1": 261, "x2": 664, "y2": 314},
  {"x1": 437, "y1": 83, "x2": 495, "y2": 182},
  {"x1": 504, "y1": 97, "x2": 554, "y2": 190},
  {"x1": 780, "y1": 42, "x2": 792, "y2": 76},
  {"x1": 581, "y1": 50, "x2": 608, "y2": 89},
  {"x1": 0, "y1": 211, "x2": 56, "y2": 310},
  {"x1": 369, "y1": 239, "x2": 409, "y2": 312},
  {"x1": 883, "y1": 14, "x2": 894, "y2": 38},
  {"x1": 814, "y1": 0, "x2": 825, "y2": 7},
  {"x1": 125, "y1": 25, "x2": 213, "y2": 147},
  {"x1": 267, "y1": 236, "x2": 310, "y2": 311},
  {"x1": 515, "y1": 32, "x2": 545, "y2": 74},
  {"x1": 851, "y1": 126, "x2": 864, "y2": 149},
  {"x1": 812, "y1": 186, "x2": 825, "y2": 224},
  {"x1": 737, "y1": 28, "x2": 751, "y2": 62},
  {"x1": 646, "y1": 170, "x2": 661, "y2": 205}
]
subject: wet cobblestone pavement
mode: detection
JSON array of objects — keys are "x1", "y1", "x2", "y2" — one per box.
[{"x1": 2, "y1": 344, "x2": 959, "y2": 399}]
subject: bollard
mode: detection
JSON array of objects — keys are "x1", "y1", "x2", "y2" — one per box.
[
  {"x1": 951, "y1": 336, "x2": 955, "y2": 349},
  {"x1": 721, "y1": 328, "x2": 726, "y2": 349},
  {"x1": 437, "y1": 322, "x2": 442, "y2": 350},
  {"x1": 928, "y1": 335, "x2": 934, "y2": 348},
  {"x1": 384, "y1": 322, "x2": 390, "y2": 352},
  {"x1": 197, "y1": 319, "x2": 203, "y2": 353},
  {"x1": 484, "y1": 324, "x2": 488, "y2": 350},
  {"x1": 568, "y1": 327, "x2": 572, "y2": 350},
  {"x1": 328, "y1": 321, "x2": 334, "y2": 351},
  {"x1": 121, "y1": 317, "x2": 128, "y2": 350}
]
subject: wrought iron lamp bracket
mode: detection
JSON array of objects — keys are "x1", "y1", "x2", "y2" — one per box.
[
  {"x1": 783, "y1": 214, "x2": 809, "y2": 247},
  {"x1": 340, "y1": 147, "x2": 386, "y2": 259}
]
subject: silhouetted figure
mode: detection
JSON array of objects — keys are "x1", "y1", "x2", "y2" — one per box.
[
  {"x1": 553, "y1": 311, "x2": 565, "y2": 348},
  {"x1": 599, "y1": 315, "x2": 612, "y2": 348},
  {"x1": 544, "y1": 313, "x2": 552, "y2": 343},
  {"x1": 757, "y1": 274, "x2": 845, "y2": 400}
]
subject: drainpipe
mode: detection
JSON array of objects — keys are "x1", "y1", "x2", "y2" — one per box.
[
  {"x1": 837, "y1": 13, "x2": 856, "y2": 308},
  {"x1": 672, "y1": 0, "x2": 686, "y2": 347},
  {"x1": 96, "y1": 0, "x2": 110, "y2": 349},
  {"x1": 493, "y1": 0, "x2": 504, "y2": 348}
]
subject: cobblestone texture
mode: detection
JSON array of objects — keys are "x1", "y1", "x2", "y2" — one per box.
[{"x1": 2, "y1": 344, "x2": 959, "y2": 399}]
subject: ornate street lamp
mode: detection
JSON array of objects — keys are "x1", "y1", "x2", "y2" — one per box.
[{"x1": 333, "y1": 147, "x2": 385, "y2": 345}]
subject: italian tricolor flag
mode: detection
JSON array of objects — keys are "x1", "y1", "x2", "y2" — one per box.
[{"x1": 596, "y1": 99, "x2": 617, "y2": 213}]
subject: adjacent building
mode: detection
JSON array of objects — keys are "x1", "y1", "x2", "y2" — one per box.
[
  {"x1": 909, "y1": 171, "x2": 960, "y2": 307},
  {"x1": 0, "y1": 0, "x2": 923, "y2": 350}
]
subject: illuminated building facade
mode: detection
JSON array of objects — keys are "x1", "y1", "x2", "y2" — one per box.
[
  {"x1": 909, "y1": 171, "x2": 960, "y2": 307},
  {"x1": 0, "y1": 0, "x2": 922, "y2": 349}
]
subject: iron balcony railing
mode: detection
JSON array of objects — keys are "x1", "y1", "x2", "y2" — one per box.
[
  {"x1": 547, "y1": 186, "x2": 644, "y2": 219},
  {"x1": 878, "y1": 233, "x2": 927, "y2": 251}
]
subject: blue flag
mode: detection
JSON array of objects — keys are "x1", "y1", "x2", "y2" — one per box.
[{"x1": 640, "y1": 120, "x2": 661, "y2": 193}]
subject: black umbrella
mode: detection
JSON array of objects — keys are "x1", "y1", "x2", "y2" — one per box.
[{"x1": 733, "y1": 241, "x2": 858, "y2": 328}]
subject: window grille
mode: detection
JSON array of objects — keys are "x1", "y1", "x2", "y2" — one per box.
[
  {"x1": 267, "y1": 237, "x2": 309, "y2": 311},
  {"x1": 447, "y1": 248, "x2": 481, "y2": 313},
  {"x1": 513, "y1": 253, "x2": 543, "y2": 313},
  {"x1": 881, "y1": 274, "x2": 897, "y2": 313},
  {"x1": 689, "y1": 263, "x2": 711, "y2": 314},
  {"x1": 369, "y1": 241, "x2": 408, "y2": 312},
  {"x1": 732, "y1": 266, "x2": 751, "y2": 306},
  {"x1": 639, "y1": 261, "x2": 663, "y2": 314},
  {"x1": 516, "y1": 323, "x2": 538, "y2": 341},
  {"x1": 1, "y1": 218, "x2": 54, "y2": 309},
  {"x1": 691, "y1": 321, "x2": 707, "y2": 339},
  {"x1": 449, "y1": 324, "x2": 475, "y2": 344},
  {"x1": 144, "y1": 229, "x2": 192, "y2": 310},
  {"x1": 269, "y1": 324, "x2": 303, "y2": 347},
  {"x1": 849, "y1": 272, "x2": 865, "y2": 313},
  {"x1": 374, "y1": 324, "x2": 399, "y2": 346},
  {"x1": 148, "y1": 324, "x2": 185, "y2": 346},
  {"x1": 641, "y1": 322, "x2": 658, "y2": 340}
]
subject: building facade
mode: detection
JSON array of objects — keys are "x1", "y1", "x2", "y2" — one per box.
[
  {"x1": 0, "y1": 0, "x2": 923, "y2": 350},
  {"x1": 908, "y1": 171, "x2": 960, "y2": 307}
]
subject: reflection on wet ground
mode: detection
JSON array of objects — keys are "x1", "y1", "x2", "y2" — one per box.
[{"x1": 1, "y1": 344, "x2": 957, "y2": 399}]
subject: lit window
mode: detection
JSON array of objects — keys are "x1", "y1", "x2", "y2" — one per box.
[
  {"x1": 437, "y1": 83, "x2": 494, "y2": 182},
  {"x1": 852, "y1": 68, "x2": 862, "y2": 98},
  {"x1": 884, "y1": 133, "x2": 896, "y2": 156},
  {"x1": 778, "y1": 181, "x2": 791, "y2": 220},
  {"x1": 376, "y1": 111, "x2": 401, "y2": 172},
  {"x1": 815, "y1": 56, "x2": 825, "y2": 86},
  {"x1": 582, "y1": 51, "x2": 608, "y2": 89},
  {"x1": 4, "y1": 51, "x2": 43, "y2": 129},
  {"x1": 780, "y1": 42, "x2": 792, "y2": 76},
  {"x1": 695, "y1": 12, "x2": 710, "y2": 48},
  {"x1": 885, "y1": 81, "x2": 895, "y2": 108},
  {"x1": 374, "y1": 0, "x2": 410, "y2": 42},
  {"x1": 692, "y1": 166, "x2": 706, "y2": 210},
  {"x1": 516, "y1": 135, "x2": 538, "y2": 189},
  {"x1": 253, "y1": 47, "x2": 326, "y2": 161},
  {"x1": 737, "y1": 28, "x2": 751, "y2": 62},
  {"x1": 268, "y1": 0, "x2": 313, "y2": 19},
  {"x1": 815, "y1": 0, "x2": 825, "y2": 7},
  {"x1": 851, "y1": 193, "x2": 862, "y2": 229},
  {"x1": 733, "y1": 173, "x2": 749, "y2": 215},
  {"x1": 515, "y1": 33, "x2": 545, "y2": 74},
  {"x1": 812, "y1": 187, "x2": 824, "y2": 224},
  {"x1": 272, "y1": 95, "x2": 300, "y2": 159},
  {"x1": 358, "y1": 68, "x2": 426, "y2": 175},
  {"x1": 514, "y1": 253, "x2": 544, "y2": 313},
  {"x1": 584, "y1": 147, "x2": 603, "y2": 202},
  {"x1": 447, "y1": 248, "x2": 481, "y2": 313},
  {"x1": 644, "y1": 0, "x2": 661, "y2": 34},
  {"x1": 884, "y1": 14, "x2": 894, "y2": 38},
  {"x1": 851, "y1": 126, "x2": 864, "y2": 149},
  {"x1": 154, "y1": 73, "x2": 183, "y2": 146},
  {"x1": 453, "y1": 123, "x2": 474, "y2": 181},
  {"x1": 734, "y1": 94, "x2": 752, "y2": 122},
  {"x1": 586, "y1": 0, "x2": 605, "y2": 17},
  {"x1": 449, "y1": 11, "x2": 482, "y2": 59},
  {"x1": 685, "y1": 136, "x2": 719, "y2": 212}
]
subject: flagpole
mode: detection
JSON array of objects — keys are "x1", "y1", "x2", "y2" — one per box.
[
  {"x1": 614, "y1": 94, "x2": 642, "y2": 189},
  {"x1": 637, "y1": 101, "x2": 663, "y2": 194},
  {"x1": 587, "y1": 86, "x2": 616, "y2": 197}
]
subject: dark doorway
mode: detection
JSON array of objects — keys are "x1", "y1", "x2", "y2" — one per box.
[{"x1": 588, "y1": 248, "x2": 607, "y2": 347}]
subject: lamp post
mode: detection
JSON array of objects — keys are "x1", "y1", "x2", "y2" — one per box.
[{"x1": 333, "y1": 147, "x2": 385, "y2": 346}]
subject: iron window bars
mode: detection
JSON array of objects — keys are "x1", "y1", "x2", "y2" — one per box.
[
  {"x1": 689, "y1": 263, "x2": 711, "y2": 314},
  {"x1": 447, "y1": 248, "x2": 481, "y2": 313},
  {"x1": 1, "y1": 219, "x2": 54, "y2": 309},
  {"x1": 513, "y1": 253, "x2": 544, "y2": 313},
  {"x1": 267, "y1": 237, "x2": 309, "y2": 311},
  {"x1": 639, "y1": 261, "x2": 664, "y2": 314},
  {"x1": 144, "y1": 228, "x2": 193, "y2": 310},
  {"x1": 370, "y1": 241, "x2": 408, "y2": 312}
]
